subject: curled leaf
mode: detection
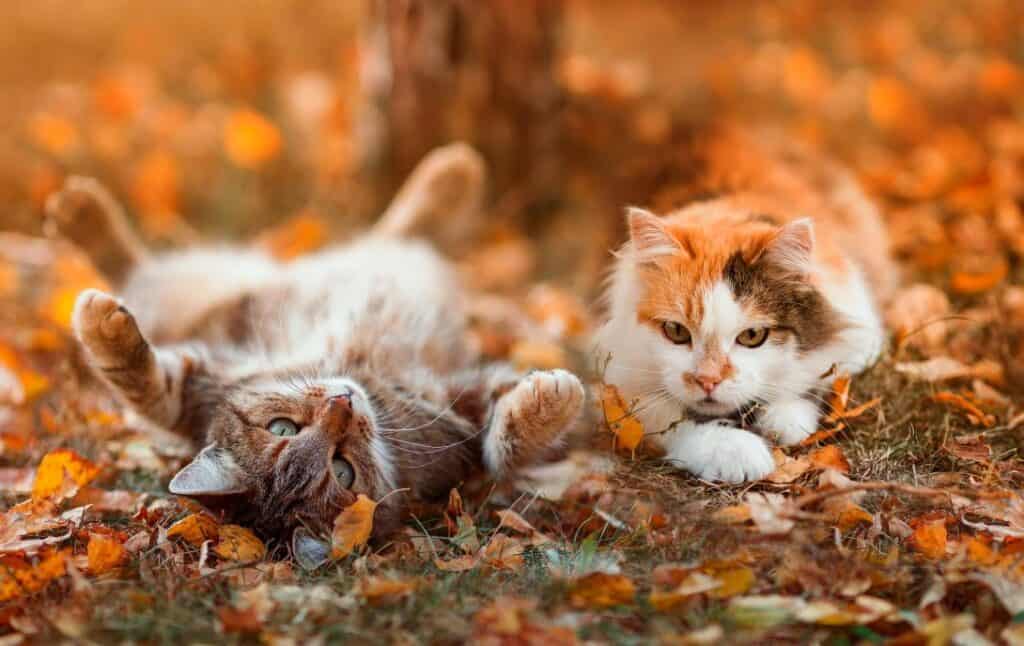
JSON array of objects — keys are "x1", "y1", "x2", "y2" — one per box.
[{"x1": 331, "y1": 494, "x2": 376, "y2": 560}]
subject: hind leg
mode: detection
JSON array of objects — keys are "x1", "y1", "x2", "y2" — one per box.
[
  {"x1": 483, "y1": 369, "x2": 585, "y2": 477},
  {"x1": 73, "y1": 288, "x2": 201, "y2": 430},
  {"x1": 44, "y1": 176, "x2": 149, "y2": 285}
]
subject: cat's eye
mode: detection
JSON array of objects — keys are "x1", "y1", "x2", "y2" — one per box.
[
  {"x1": 661, "y1": 321, "x2": 691, "y2": 345},
  {"x1": 332, "y1": 457, "x2": 355, "y2": 488},
  {"x1": 268, "y1": 418, "x2": 300, "y2": 437},
  {"x1": 736, "y1": 328, "x2": 770, "y2": 348}
]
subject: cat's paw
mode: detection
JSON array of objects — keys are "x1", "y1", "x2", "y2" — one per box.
[
  {"x1": 73, "y1": 289, "x2": 147, "y2": 366},
  {"x1": 485, "y1": 369, "x2": 585, "y2": 475},
  {"x1": 758, "y1": 398, "x2": 820, "y2": 446},
  {"x1": 665, "y1": 422, "x2": 775, "y2": 483}
]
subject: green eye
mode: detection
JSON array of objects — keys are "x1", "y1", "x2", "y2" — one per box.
[
  {"x1": 268, "y1": 418, "x2": 300, "y2": 437},
  {"x1": 661, "y1": 321, "x2": 692, "y2": 345},
  {"x1": 736, "y1": 328, "x2": 770, "y2": 348},
  {"x1": 332, "y1": 457, "x2": 355, "y2": 488}
]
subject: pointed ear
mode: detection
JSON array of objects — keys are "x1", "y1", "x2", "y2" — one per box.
[
  {"x1": 763, "y1": 218, "x2": 814, "y2": 274},
  {"x1": 626, "y1": 207, "x2": 681, "y2": 261},
  {"x1": 169, "y1": 444, "x2": 248, "y2": 496}
]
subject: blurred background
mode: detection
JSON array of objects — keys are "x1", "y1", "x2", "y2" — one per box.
[{"x1": 1, "y1": 0, "x2": 1023, "y2": 315}]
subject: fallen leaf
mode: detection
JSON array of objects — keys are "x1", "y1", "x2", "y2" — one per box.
[
  {"x1": 649, "y1": 570, "x2": 721, "y2": 610},
  {"x1": 331, "y1": 494, "x2": 376, "y2": 559},
  {"x1": 601, "y1": 384, "x2": 645, "y2": 452},
  {"x1": 224, "y1": 109, "x2": 283, "y2": 169},
  {"x1": 0, "y1": 549, "x2": 68, "y2": 602},
  {"x1": 568, "y1": 572, "x2": 635, "y2": 608},
  {"x1": 932, "y1": 392, "x2": 996, "y2": 427},
  {"x1": 360, "y1": 576, "x2": 418, "y2": 605},
  {"x1": 166, "y1": 513, "x2": 220, "y2": 546},
  {"x1": 495, "y1": 509, "x2": 551, "y2": 545},
  {"x1": 808, "y1": 445, "x2": 850, "y2": 473},
  {"x1": 86, "y1": 533, "x2": 128, "y2": 574},
  {"x1": 950, "y1": 258, "x2": 1008, "y2": 294},
  {"x1": 31, "y1": 449, "x2": 100, "y2": 502},
  {"x1": 255, "y1": 210, "x2": 329, "y2": 261},
  {"x1": 480, "y1": 534, "x2": 525, "y2": 571},
  {"x1": 217, "y1": 605, "x2": 263, "y2": 634},
  {"x1": 910, "y1": 520, "x2": 948, "y2": 559},
  {"x1": 214, "y1": 525, "x2": 266, "y2": 562},
  {"x1": 434, "y1": 555, "x2": 479, "y2": 572}
]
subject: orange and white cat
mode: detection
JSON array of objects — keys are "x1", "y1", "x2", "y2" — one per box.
[{"x1": 595, "y1": 125, "x2": 895, "y2": 483}]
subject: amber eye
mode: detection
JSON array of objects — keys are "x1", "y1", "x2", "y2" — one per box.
[
  {"x1": 736, "y1": 328, "x2": 770, "y2": 348},
  {"x1": 661, "y1": 321, "x2": 692, "y2": 345},
  {"x1": 332, "y1": 457, "x2": 355, "y2": 488},
  {"x1": 268, "y1": 418, "x2": 300, "y2": 437}
]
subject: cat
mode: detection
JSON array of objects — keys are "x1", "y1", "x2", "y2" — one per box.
[
  {"x1": 594, "y1": 124, "x2": 895, "y2": 483},
  {"x1": 48, "y1": 143, "x2": 585, "y2": 541}
]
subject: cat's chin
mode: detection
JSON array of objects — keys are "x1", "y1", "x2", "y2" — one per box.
[{"x1": 686, "y1": 399, "x2": 739, "y2": 417}]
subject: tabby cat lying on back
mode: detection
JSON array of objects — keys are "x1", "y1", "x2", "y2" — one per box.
[
  {"x1": 595, "y1": 124, "x2": 896, "y2": 483},
  {"x1": 50, "y1": 144, "x2": 584, "y2": 541}
]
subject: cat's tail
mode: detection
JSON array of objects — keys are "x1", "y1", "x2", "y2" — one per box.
[
  {"x1": 369, "y1": 142, "x2": 486, "y2": 243},
  {"x1": 44, "y1": 176, "x2": 151, "y2": 286}
]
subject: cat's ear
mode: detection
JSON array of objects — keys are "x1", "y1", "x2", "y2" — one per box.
[
  {"x1": 627, "y1": 207, "x2": 682, "y2": 261},
  {"x1": 169, "y1": 444, "x2": 248, "y2": 496},
  {"x1": 763, "y1": 218, "x2": 814, "y2": 274}
]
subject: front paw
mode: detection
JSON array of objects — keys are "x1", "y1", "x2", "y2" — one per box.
[
  {"x1": 758, "y1": 398, "x2": 820, "y2": 446},
  {"x1": 666, "y1": 423, "x2": 775, "y2": 484}
]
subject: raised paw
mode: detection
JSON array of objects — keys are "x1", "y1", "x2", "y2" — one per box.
[
  {"x1": 73, "y1": 289, "x2": 148, "y2": 368},
  {"x1": 484, "y1": 369, "x2": 585, "y2": 475},
  {"x1": 758, "y1": 398, "x2": 820, "y2": 446}
]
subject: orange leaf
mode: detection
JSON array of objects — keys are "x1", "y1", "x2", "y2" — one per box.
[
  {"x1": 331, "y1": 494, "x2": 376, "y2": 559},
  {"x1": 932, "y1": 392, "x2": 996, "y2": 427},
  {"x1": 87, "y1": 533, "x2": 128, "y2": 574},
  {"x1": 213, "y1": 525, "x2": 266, "y2": 562},
  {"x1": 166, "y1": 513, "x2": 220, "y2": 546},
  {"x1": 255, "y1": 210, "x2": 328, "y2": 261},
  {"x1": 28, "y1": 113, "x2": 79, "y2": 157},
  {"x1": 31, "y1": 449, "x2": 100, "y2": 501},
  {"x1": 808, "y1": 445, "x2": 851, "y2": 473},
  {"x1": 224, "y1": 109, "x2": 282, "y2": 169},
  {"x1": 910, "y1": 521, "x2": 948, "y2": 559},
  {"x1": 568, "y1": 572, "x2": 636, "y2": 609},
  {"x1": 0, "y1": 549, "x2": 68, "y2": 602},
  {"x1": 601, "y1": 384, "x2": 645, "y2": 452},
  {"x1": 950, "y1": 259, "x2": 1008, "y2": 295},
  {"x1": 360, "y1": 576, "x2": 418, "y2": 606},
  {"x1": 828, "y1": 375, "x2": 852, "y2": 418}
]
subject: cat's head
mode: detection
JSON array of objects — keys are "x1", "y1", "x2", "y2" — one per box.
[
  {"x1": 619, "y1": 205, "x2": 843, "y2": 417},
  {"x1": 168, "y1": 375, "x2": 397, "y2": 538}
]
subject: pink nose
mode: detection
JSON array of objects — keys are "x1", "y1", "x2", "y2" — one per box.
[{"x1": 694, "y1": 375, "x2": 722, "y2": 395}]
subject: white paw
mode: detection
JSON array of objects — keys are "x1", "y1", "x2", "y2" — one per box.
[
  {"x1": 759, "y1": 398, "x2": 820, "y2": 446},
  {"x1": 665, "y1": 422, "x2": 775, "y2": 484}
]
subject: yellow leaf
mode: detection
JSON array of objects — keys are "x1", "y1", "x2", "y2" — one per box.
[
  {"x1": 224, "y1": 109, "x2": 282, "y2": 169},
  {"x1": 331, "y1": 494, "x2": 376, "y2": 559},
  {"x1": 601, "y1": 384, "x2": 645, "y2": 452},
  {"x1": 213, "y1": 525, "x2": 266, "y2": 562},
  {"x1": 255, "y1": 210, "x2": 329, "y2": 261},
  {"x1": 166, "y1": 513, "x2": 220, "y2": 546},
  {"x1": 569, "y1": 572, "x2": 636, "y2": 609},
  {"x1": 0, "y1": 549, "x2": 69, "y2": 602},
  {"x1": 707, "y1": 566, "x2": 755, "y2": 599},
  {"x1": 911, "y1": 521, "x2": 948, "y2": 559},
  {"x1": 32, "y1": 449, "x2": 100, "y2": 501},
  {"x1": 87, "y1": 534, "x2": 128, "y2": 574}
]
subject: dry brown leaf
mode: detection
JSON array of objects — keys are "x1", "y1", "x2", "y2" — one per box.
[
  {"x1": 214, "y1": 525, "x2": 266, "y2": 562},
  {"x1": 434, "y1": 555, "x2": 479, "y2": 572},
  {"x1": 331, "y1": 494, "x2": 376, "y2": 560},
  {"x1": 895, "y1": 357, "x2": 1002, "y2": 384},
  {"x1": 480, "y1": 533, "x2": 524, "y2": 571},
  {"x1": 932, "y1": 392, "x2": 996, "y2": 427},
  {"x1": 569, "y1": 572, "x2": 635, "y2": 609}
]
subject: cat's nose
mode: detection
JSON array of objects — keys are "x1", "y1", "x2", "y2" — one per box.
[
  {"x1": 319, "y1": 393, "x2": 353, "y2": 435},
  {"x1": 694, "y1": 374, "x2": 722, "y2": 395}
]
